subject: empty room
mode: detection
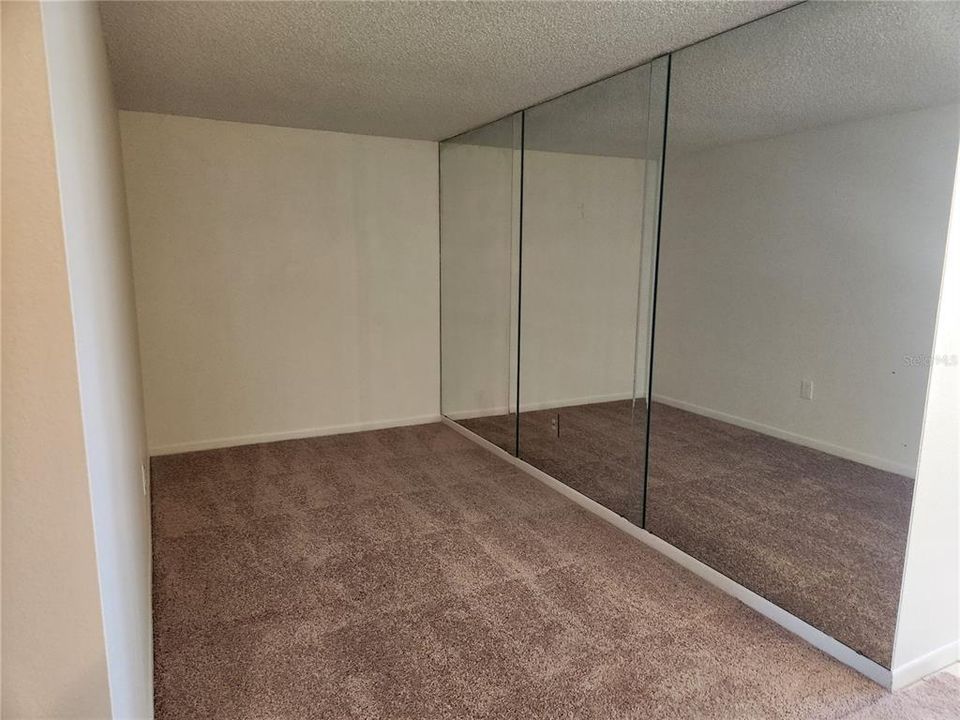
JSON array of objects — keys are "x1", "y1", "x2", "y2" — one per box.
[{"x1": 3, "y1": 1, "x2": 959, "y2": 718}]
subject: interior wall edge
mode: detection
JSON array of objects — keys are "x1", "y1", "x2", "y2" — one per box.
[
  {"x1": 149, "y1": 413, "x2": 443, "y2": 457},
  {"x1": 891, "y1": 132, "x2": 960, "y2": 683},
  {"x1": 890, "y1": 640, "x2": 960, "y2": 691},
  {"x1": 40, "y1": 4, "x2": 155, "y2": 718},
  {"x1": 652, "y1": 393, "x2": 917, "y2": 478},
  {"x1": 440, "y1": 416, "x2": 893, "y2": 688},
  {"x1": 0, "y1": 2, "x2": 113, "y2": 717}
]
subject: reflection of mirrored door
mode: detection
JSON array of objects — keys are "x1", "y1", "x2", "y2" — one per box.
[
  {"x1": 645, "y1": 1, "x2": 960, "y2": 667},
  {"x1": 518, "y1": 59, "x2": 668, "y2": 522},
  {"x1": 440, "y1": 115, "x2": 521, "y2": 453}
]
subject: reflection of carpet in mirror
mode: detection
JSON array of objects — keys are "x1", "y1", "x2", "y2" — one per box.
[
  {"x1": 458, "y1": 399, "x2": 647, "y2": 525},
  {"x1": 646, "y1": 402, "x2": 913, "y2": 668},
  {"x1": 457, "y1": 400, "x2": 913, "y2": 668},
  {"x1": 455, "y1": 412, "x2": 517, "y2": 455}
]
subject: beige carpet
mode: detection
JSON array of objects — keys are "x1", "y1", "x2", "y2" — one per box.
[{"x1": 151, "y1": 423, "x2": 956, "y2": 719}]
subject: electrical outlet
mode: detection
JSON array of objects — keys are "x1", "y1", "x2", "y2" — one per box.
[{"x1": 800, "y1": 379, "x2": 814, "y2": 401}]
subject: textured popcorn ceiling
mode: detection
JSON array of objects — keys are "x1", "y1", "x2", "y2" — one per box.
[
  {"x1": 101, "y1": 2, "x2": 960, "y2": 155},
  {"x1": 99, "y1": 0, "x2": 794, "y2": 142}
]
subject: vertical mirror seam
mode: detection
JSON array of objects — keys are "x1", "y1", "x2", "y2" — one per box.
[{"x1": 641, "y1": 52, "x2": 672, "y2": 530}]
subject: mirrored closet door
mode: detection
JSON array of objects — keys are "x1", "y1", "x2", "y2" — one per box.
[
  {"x1": 645, "y1": 1, "x2": 960, "y2": 667},
  {"x1": 518, "y1": 59, "x2": 668, "y2": 523}
]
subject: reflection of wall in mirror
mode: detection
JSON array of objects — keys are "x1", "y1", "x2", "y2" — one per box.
[
  {"x1": 440, "y1": 142, "x2": 517, "y2": 419},
  {"x1": 442, "y1": 145, "x2": 654, "y2": 418},
  {"x1": 521, "y1": 149, "x2": 649, "y2": 412},
  {"x1": 653, "y1": 102, "x2": 960, "y2": 476}
]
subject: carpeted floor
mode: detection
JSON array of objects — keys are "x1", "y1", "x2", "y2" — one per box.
[
  {"x1": 458, "y1": 400, "x2": 912, "y2": 667},
  {"x1": 151, "y1": 423, "x2": 957, "y2": 719}
]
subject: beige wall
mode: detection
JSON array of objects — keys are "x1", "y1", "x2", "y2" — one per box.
[
  {"x1": 41, "y1": 2, "x2": 154, "y2": 716},
  {"x1": 1, "y1": 3, "x2": 112, "y2": 717},
  {"x1": 119, "y1": 112, "x2": 441, "y2": 454}
]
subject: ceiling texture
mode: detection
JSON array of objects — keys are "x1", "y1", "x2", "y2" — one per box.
[{"x1": 99, "y1": 0, "x2": 795, "y2": 142}]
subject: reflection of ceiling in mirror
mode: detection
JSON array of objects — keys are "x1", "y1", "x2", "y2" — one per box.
[
  {"x1": 523, "y1": 64, "x2": 656, "y2": 159},
  {"x1": 668, "y1": 1, "x2": 960, "y2": 156},
  {"x1": 444, "y1": 2, "x2": 959, "y2": 160},
  {"x1": 446, "y1": 63, "x2": 661, "y2": 159},
  {"x1": 444, "y1": 115, "x2": 519, "y2": 150}
]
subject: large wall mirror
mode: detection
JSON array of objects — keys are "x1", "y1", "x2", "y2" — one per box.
[
  {"x1": 440, "y1": 114, "x2": 521, "y2": 454},
  {"x1": 440, "y1": 0, "x2": 959, "y2": 674},
  {"x1": 440, "y1": 59, "x2": 669, "y2": 523},
  {"x1": 646, "y1": 1, "x2": 960, "y2": 667},
  {"x1": 518, "y1": 59, "x2": 668, "y2": 523}
]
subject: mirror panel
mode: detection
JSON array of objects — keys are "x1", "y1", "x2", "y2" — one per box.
[
  {"x1": 646, "y1": 1, "x2": 960, "y2": 666},
  {"x1": 440, "y1": 115, "x2": 522, "y2": 453},
  {"x1": 518, "y1": 60, "x2": 668, "y2": 522}
]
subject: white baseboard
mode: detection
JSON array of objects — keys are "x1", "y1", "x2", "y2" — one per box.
[
  {"x1": 442, "y1": 416, "x2": 894, "y2": 689},
  {"x1": 149, "y1": 413, "x2": 442, "y2": 456},
  {"x1": 444, "y1": 392, "x2": 644, "y2": 422},
  {"x1": 444, "y1": 406, "x2": 511, "y2": 421},
  {"x1": 653, "y1": 394, "x2": 915, "y2": 478},
  {"x1": 519, "y1": 391, "x2": 641, "y2": 413},
  {"x1": 891, "y1": 641, "x2": 960, "y2": 690}
]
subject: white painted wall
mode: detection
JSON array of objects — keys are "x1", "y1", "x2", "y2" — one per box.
[
  {"x1": 654, "y1": 104, "x2": 960, "y2": 475},
  {"x1": 892, "y1": 139, "x2": 960, "y2": 687},
  {"x1": 1, "y1": 3, "x2": 112, "y2": 716},
  {"x1": 40, "y1": 3, "x2": 154, "y2": 716},
  {"x1": 120, "y1": 112, "x2": 440, "y2": 454}
]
